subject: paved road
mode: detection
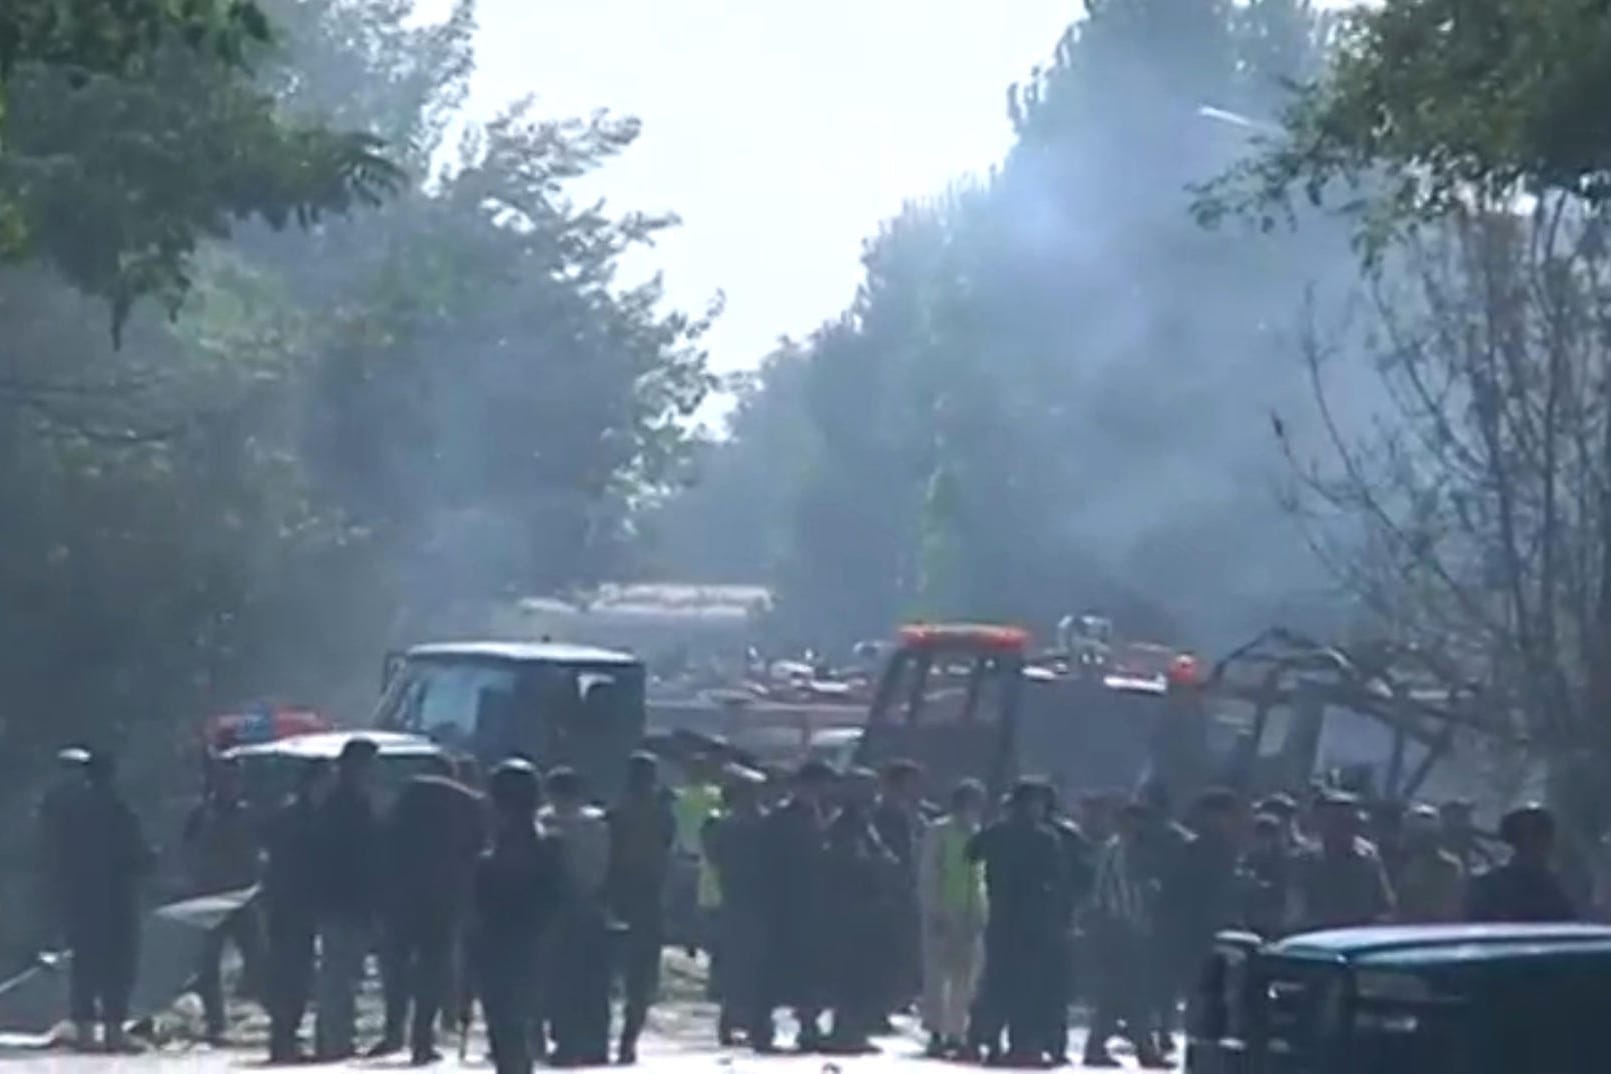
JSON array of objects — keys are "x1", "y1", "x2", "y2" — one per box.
[
  {"x1": 0, "y1": 955, "x2": 1173, "y2": 1072},
  {"x1": 0, "y1": 1020, "x2": 1175, "y2": 1074}
]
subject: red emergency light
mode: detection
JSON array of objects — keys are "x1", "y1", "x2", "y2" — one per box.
[
  {"x1": 1167, "y1": 653, "x2": 1203, "y2": 688},
  {"x1": 206, "y1": 706, "x2": 329, "y2": 751},
  {"x1": 898, "y1": 623, "x2": 1031, "y2": 652}
]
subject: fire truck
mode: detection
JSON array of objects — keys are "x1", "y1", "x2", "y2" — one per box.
[{"x1": 853, "y1": 620, "x2": 1218, "y2": 800}]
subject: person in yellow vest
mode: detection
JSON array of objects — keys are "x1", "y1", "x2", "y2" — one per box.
[
  {"x1": 675, "y1": 759, "x2": 725, "y2": 960},
  {"x1": 917, "y1": 779, "x2": 988, "y2": 1058}
]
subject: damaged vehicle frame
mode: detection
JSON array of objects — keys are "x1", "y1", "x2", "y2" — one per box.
[{"x1": 374, "y1": 640, "x2": 648, "y2": 797}]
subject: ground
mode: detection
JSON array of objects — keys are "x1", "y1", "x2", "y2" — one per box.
[{"x1": 0, "y1": 953, "x2": 1167, "y2": 1073}]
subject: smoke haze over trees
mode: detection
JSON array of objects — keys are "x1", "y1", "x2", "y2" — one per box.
[
  {"x1": 651, "y1": 0, "x2": 1359, "y2": 653},
  {"x1": 11, "y1": 0, "x2": 1611, "y2": 900}
]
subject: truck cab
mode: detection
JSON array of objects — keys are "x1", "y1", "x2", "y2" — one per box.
[
  {"x1": 853, "y1": 622, "x2": 1220, "y2": 800},
  {"x1": 373, "y1": 640, "x2": 647, "y2": 797}
]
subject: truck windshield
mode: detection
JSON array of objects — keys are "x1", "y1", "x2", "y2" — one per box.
[{"x1": 377, "y1": 658, "x2": 520, "y2": 748}]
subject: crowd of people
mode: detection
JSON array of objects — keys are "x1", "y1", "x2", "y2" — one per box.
[
  {"x1": 694, "y1": 763, "x2": 1582, "y2": 1068},
  {"x1": 31, "y1": 738, "x2": 1584, "y2": 1072}
]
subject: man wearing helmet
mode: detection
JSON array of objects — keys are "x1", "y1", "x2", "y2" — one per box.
[{"x1": 473, "y1": 759, "x2": 565, "y2": 1074}]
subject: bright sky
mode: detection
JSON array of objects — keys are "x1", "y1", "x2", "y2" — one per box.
[{"x1": 457, "y1": 1, "x2": 1079, "y2": 372}]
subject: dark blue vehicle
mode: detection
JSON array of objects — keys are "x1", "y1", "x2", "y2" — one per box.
[{"x1": 1188, "y1": 923, "x2": 1611, "y2": 1074}]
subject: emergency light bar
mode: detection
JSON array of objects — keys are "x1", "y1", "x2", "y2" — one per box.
[{"x1": 898, "y1": 623, "x2": 1031, "y2": 651}]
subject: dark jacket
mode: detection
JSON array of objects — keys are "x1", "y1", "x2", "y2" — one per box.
[
  {"x1": 967, "y1": 817, "x2": 1066, "y2": 935},
  {"x1": 1168, "y1": 830, "x2": 1240, "y2": 960},
  {"x1": 606, "y1": 790, "x2": 676, "y2": 921},
  {"x1": 472, "y1": 827, "x2": 566, "y2": 955},
  {"x1": 705, "y1": 809, "x2": 767, "y2": 910},
  {"x1": 384, "y1": 774, "x2": 486, "y2": 919},
  {"x1": 56, "y1": 784, "x2": 152, "y2": 914},
  {"x1": 312, "y1": 781, "x2": 380, "y2": 921},
  {"x1": 264, "y1": 791, "x2": 323, "y2": 916},
  {"x1": 761, "y1": 796, "x2": 831, "y2": 1006},
  {"x1": 1465, "y1": 862, "x2": 1577, "y2": 923}
]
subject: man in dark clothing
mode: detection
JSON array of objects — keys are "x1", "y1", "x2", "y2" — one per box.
[
  {"x1": 540, "y1": 767, "x2": 611, "y2": 1066},
  {"x1": 606, "y1": 752, "x2": 676, "y2": 1064},
  {"x1": 312, "y1": 738, "x2": 382, "y2": 1061},
  {"x1": 871, "y1": 760, "x2": 925, "y2": 1019},
  {"x1": 182, "y1": 757, "x2": 264, "y2": 1043},
  {"x1": 1291, "y1": 793, "x2": 1395, "y2": 931},
  {"x1": 474, "y1": 760, "x2": 566, "y2": 1074},
  {"x1": 57, "y1": 752, "x2": 152, "y2": 1052},
  {"x1": 756, "y1": 759, "x2": 836, "y2": 1052},
  {"x1": 263, "y1": 759, "x2": 332, "y2": 1063},
  {"x1": 705, "y1": 776, "x2": 768, "y2": 1046},
  {"x1": 1036, "y1": 784, "x2": 1095, "y2": 1064},
  {"x1": 822, "y1": 769, "x2": 899, "y2": 1053},
  {"x1": 1169, "y1": 790, "x2": 1244, "y2": 996},
  {"x1": 1133, "y1": 782, "x2": 1192, "y2": 1060},
  {"x1": 1466, "y1": 804, "x2": 1577, "y2": 922},
  {"x1": 967, "y1": 779, "x2": 1067, "y2": 1065},
  {"x1": 375, "y1": 754, "x2": 487, "y2": 1063},
  {"x1": 35, "y1": 747, "x2": 91, "y2": 952}
]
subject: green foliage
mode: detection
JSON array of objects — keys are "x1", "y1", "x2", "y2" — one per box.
[
  {"x1": 0, "y1": 0, "x2": 271, "y2": 83},
  {"x1": 0, "y1": 0, "x2": 712, "y2": 930},
  {"x1": 1196, "y1": 0, "x2": 1611, "y2": 252},
  {"x1": 0, "y1": 0, "x2": 402, "y2": 339}
]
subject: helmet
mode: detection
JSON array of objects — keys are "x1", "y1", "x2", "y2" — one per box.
[{"x1": 488, "y1": 758, "x2": 540, "y2": 815}]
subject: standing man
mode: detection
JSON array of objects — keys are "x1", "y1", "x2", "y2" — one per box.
[
  {"x1": 263, "y1": 759, "x2": 332, "y2": 1064},
  {"x1": 1291, "y1": 793, "x2": 1396, "y2": 931},
  {"x1": 872, "y1": 760, "x2": 926, "y2": 1020},
  {"x1": 182, "y1": 757, "x2": 264, "y2": 1044},
  {"x1": 821, "y1": 769, "x2": 898, "y2": 1054},
  {"x1": 57, "y1": 751, "x2": 152, "y2": 1052},
  {"x1": 917, "y1": 780, "x2": 987, "y2": 1059},
  {"x1": 35, "y1": 747, "x2": 91, "y2": 953},
  {"x1": 540, "y1": 767, "x2": 612, "y2": 1066},
  {"x1": 606, "y1": 753, "x2": 677, "y2": 1064},
  {"x1": 1084, "y1": 801, "x2": 1169, "y2": 1070},
  {"x1": 1166, "y1": 790, "x2": 1244, "y2": 1017},
  {"x1": 757, "y1": 760, "x2": 836, "y2": 1052},
  {"x1": 1466, "y1": 804, "x2": 1578, "y2": 922},
  {"x1": 704, "y1": 775, "x2": 768, "y2": 1046},
  {"x1": 1395, "y1": 804, "x2": 1465, "y2": 922},
  {"x1": 966, "y1": 779, "x2": 1066, "y2": 1065},
  {"x1": 473, "y1": 760, "x2": 566, "y2": 1074},
  {"x1": 376, "y1": 754, "x2": 487, "y2": 1064},
  {"x1": 311, "y1": 738, "x2": 381, "y2": 1061},
  {"x1": 1039, "y1": 783, "x2": 1096, "y2": 1064}
]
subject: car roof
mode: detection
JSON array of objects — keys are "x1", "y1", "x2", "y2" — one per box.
[
  {"x1": 222, "y1": 730, "x2": 443, "y2": 761},
  {"x1": 1270, "y1": 923, "x2": 1611, "y2": 964},
  {"x1": 406, "y1": 640, "x2": 640, "y2": 667}
]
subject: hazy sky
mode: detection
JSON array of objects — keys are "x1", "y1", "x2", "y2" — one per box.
[{"x1": 453, "y1": 1, "x2": 1079, "y2": 372}]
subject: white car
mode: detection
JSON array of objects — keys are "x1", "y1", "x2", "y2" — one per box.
[{"x1": 222, "y1": 730, "x2": 447, "y2": 812}]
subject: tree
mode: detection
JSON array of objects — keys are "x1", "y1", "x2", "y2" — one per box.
[
  {"x1": 1196, "y1": 0, "x2": 1611, "y2": 250},
  {"x1": 301, "y1": 103, "x2": 715, "y2": 622},
  {"x1": 1, "y1": 0, "x2": 399, "y2": 335},
  {"x1": 1279, "y1": 192, "x2": 1611, "y2": 760}
]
